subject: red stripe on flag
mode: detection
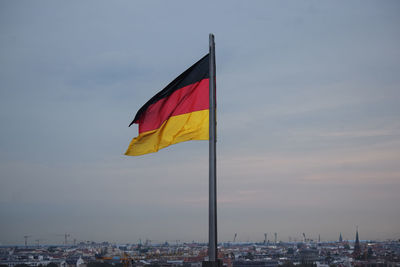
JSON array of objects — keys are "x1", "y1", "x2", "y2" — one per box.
[{"x1": 137, "y1": 78, "x2": 209, "y2": 133}]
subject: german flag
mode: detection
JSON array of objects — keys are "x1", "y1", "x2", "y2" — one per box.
[{"x1": 125, "y1": 54, "x2": 210, "y2": 156}]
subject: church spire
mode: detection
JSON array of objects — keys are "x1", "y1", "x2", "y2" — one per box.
[
  {"x1": 355, "y1": 226, "x2": 359, "y2": 245},
  {"x1": 353, "y1": 226, "x2": 361, "y2": 258}
]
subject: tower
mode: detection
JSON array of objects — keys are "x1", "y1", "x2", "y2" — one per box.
[
  {"x1": 23, "y1": 235, "x2": 31, "y2": 247},
  {"x1": 64, "y1": 233, "x2": 70, "y2": 245},
  {"x1": 353, "y1": 226, "x2": 361, "y2": 258},
  {"x1": 339, "y1": 232, "x2": 343, "y2": 243}
]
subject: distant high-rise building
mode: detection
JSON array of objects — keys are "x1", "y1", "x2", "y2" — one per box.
[{"x1": 339, "y1": 232, "x2": 343, "y2": 243}]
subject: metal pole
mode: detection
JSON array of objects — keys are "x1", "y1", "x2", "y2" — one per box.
[{"x1": 208, "y1": 33, "x2": 218, "y2": 263}]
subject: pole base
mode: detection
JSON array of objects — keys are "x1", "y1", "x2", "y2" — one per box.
[{"x1": 202, "y1": 260, "x2": 222, "y2": 267}]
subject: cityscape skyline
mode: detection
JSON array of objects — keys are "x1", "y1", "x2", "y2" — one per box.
[
  {"x1": 4, "y1": 227, "x2": 398, "y2": 247},
  {"x1": 2, "y1": 236, "x2": 399, "y2": 267},
  {"x1": 1, "y1": 1, "x2": 400, "y2": 246}
]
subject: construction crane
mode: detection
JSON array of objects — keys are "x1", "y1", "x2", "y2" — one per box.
[
  {"x1": 23, "y1": 235, "x2": 31, "y2": 247},
  {"x1": 55, "y1": 233, "x2": 71, "y2": 245}
]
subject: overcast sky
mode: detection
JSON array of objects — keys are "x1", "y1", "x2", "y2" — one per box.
[{"x1": 1, "y1": 1, "x2": 400, "y2": 245}]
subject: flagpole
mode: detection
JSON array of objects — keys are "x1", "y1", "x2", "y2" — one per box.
[{"x1": 205, "y1": 33, "x2": 219, "y2": 267}]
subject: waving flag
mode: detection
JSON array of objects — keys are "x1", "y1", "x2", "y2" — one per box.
[{"x1": 125, "y1": 54, "x2": 210, "y2": 156}]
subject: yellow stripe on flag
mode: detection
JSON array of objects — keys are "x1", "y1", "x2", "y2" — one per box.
[{"x1": 125, "y1": 109, "x2": 209, "y2": 156}]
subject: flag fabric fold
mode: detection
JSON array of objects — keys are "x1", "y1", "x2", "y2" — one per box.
[{"x1": 125, "y1": 54, "x2": 210, "y2": 156}]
